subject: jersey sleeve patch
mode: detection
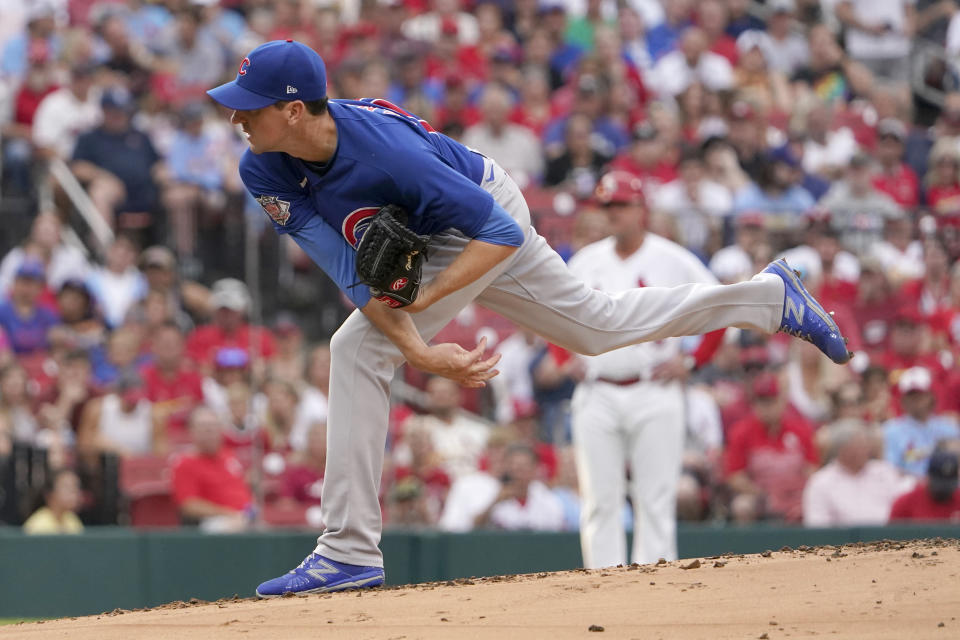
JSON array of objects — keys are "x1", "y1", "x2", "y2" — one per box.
[{"x1": 255, "y1": 195, "x2": 292, "y2": 226}]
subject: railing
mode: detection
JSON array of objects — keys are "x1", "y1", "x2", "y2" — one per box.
[
  {"x1": 912, "y1": 37, "x2": 952, "y2": 109},
  {"x1": 41, "y1": 157, "x2": 114, "y2": 259}
]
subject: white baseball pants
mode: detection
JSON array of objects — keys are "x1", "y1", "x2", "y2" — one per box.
[
  {"x1": 572, "y1": 381, "x2": 685, "y2": 568},
  {"x1": 314, "y1": 158, "x2": 784, "y2": 567}
]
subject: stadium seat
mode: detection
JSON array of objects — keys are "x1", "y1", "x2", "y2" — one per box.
[
  {"x1": 261, "y1": 500, "x2": 310, "y2": 528},
  {"x1": 120, "y1": 455, "x2": 179, "y2": 528}
]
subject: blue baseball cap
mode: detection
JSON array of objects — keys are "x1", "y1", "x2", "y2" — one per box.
[
  {"x1": 15, "y1": 258, "x2": 46, "y2": 281},
  {"x1": 215, "y1": 347, "x2": 250, "y2": 369},
  {"x1": 206, "y1": 40, "x2": 327, "y2": 111}
]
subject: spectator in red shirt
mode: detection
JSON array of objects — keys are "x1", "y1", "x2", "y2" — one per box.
[
  {"x1": 931, "y1": 261, "x2": 960, "y2": 354},
  {"x1": 171, "y1": 406, "x2": 253, "y2": 532},
  {"x1": 279, "y1": 422, "x2": 327, "y2": 508},
  {"x1": 878, "y1": 308, "x2": 943, "y2": 373},
  {"x1": 141, "y1": 321, "x2": 203, "y2": 444},
  {"x1": 889, "y1": 449, "x2": 960, "y2": 522},
  {"x1": 185, "y1": 278, "x2": 275, "y2": 375},
  {"x1": 871, "y1": 118, "x2": 919, "y2": 209},
  {"x1": 699, "y1": 0, "x2": 738, "y2": 65},
  {"x1": 509, "y1": 67, "x2": 557, "y2": 139},
  {"x1": 900, "y1": 237, "x2": 952, "y2": 317},
  {"x1": 35, "y1": 348, "x2": 96, "y2": 435},
  {"x1": 852, "y1": 259, "x2": 900, "y2": 358},
  {"x1": 509, "y1": 400, "x2": 558, "y2": 482},
  {"x1": 877, "y1": 308, "x2": 951, "y2": 414},
  {"x1": 432, "y1": 75, "x2": 481, "y2": 137},
  {"x1": 725, "y1": 372, "x2": 819, "y2": 523},
  {"x1": 391, "y1": 422, "x2": 452, "y2": 523},
  {"x1": 609, "y1": 122, "x2": 679, "y2": 191},
  {"x1": 423, "y1": 19, "x2": 486, "y2": 85},
  {"x1": 806, "y1": 224, "x2": 859, "y2": 314},
  {"x1": 2, "y1": 41, "x2": 58, "y2": 192},
  {"x1": 220, "y1": 379, "x2": 269, "y2": 462}
]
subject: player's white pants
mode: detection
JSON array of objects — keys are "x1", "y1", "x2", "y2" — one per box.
[
  {"x1": 315, "y1": 158, "x2": 785, "y2": 567},
  {"x1": 572, "y1": 381, "x2": 685, "y2": 568}
]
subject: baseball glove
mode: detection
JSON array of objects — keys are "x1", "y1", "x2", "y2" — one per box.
[{"x1": 355, "y1": 205, "x2": 430, "y2": 308}]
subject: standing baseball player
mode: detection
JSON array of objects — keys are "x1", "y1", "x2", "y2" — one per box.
[
  {"x1": 568, "y1": 171, "x2": 724, "y2": 568},
  {"x1": 206, "y1": 40, "x2": 851, "y2": 597}
]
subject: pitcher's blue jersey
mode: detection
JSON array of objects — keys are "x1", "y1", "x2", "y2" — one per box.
[{"x1": 239, "y1": 98, "x2": 509, "y2": 308}]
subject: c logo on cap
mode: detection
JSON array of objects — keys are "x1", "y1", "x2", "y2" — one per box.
[{"x1": 238, "y1": 57, "x2": 250, "y2": 76}]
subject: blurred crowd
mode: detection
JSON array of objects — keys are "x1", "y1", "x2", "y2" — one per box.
[{"x1": 3, "y1": 0, "x2": 960, "y2": 535}]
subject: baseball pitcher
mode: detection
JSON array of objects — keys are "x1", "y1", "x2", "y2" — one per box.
[{"x1": 206, "y1": 40, "x2": 851, "y2": 597}]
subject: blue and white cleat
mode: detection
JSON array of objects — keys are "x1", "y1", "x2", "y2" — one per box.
[
  {"x1": 762, "y1": 258, "x2": 852, "y2": 365},
  {"x1": 255, "y1": 552, "x2": 385, "y2": 598}
]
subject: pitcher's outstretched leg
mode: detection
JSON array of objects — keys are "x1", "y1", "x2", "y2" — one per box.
[{"x1": 762, "y1": 258, "x2": 852, "y2": 365}]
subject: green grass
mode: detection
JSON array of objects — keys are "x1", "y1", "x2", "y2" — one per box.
[{"x1": 0, "y1": 618, "x2": 45, "y2": 626}]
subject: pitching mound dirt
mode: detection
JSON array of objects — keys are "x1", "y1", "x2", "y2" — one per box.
[{"x1": 4, "y1": 539, "x2": 959, "y2": 639}]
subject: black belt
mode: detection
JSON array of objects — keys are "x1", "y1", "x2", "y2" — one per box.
[{"x1": 596, "y1": 376, "x2": 643, "y2": 386}]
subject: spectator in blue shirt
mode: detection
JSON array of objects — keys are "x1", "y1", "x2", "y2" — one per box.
[
  {"x1": 538, "y1": 3, "x2": 583, "y2": 90},
  {"x1": 0, "y1": 260, "x2": 60, "y2": 356},
  {"x1": 646, "y1": 0, "x2": 693, "y2": 61},
  {"x1": 542, "y1": 74, "x2": 630, "y2": 158},
  {"x1": 387, "y1": 44, "x2": 445, "y2": 110},
  {"x1": 162, "y1": 102, "x2": 229, "y2": 264},
  {"x1": 884, "y1": 367, "x2": 960, "y2": 477},
  {"x1": 165, "y1": 103, "x2": 224, "y2": 193},
  {"x1": 781, "y1": 135, "x2": 832, "y2": 200},
  {"x1": 1, "y1": 4, "x2": 60, "y2": 82},
  {"x1": 725, "y1": 0, "x2": 767, "y2": 38},
  {"x1": 123, "y1": 0, "x2": 175, "y2": 55},
  {"x1": 71, "y1": 86, "x2": 163, "y2": 234},
  {"x1": 733, "y1": 149, "x2": 816, "y2": 217}
]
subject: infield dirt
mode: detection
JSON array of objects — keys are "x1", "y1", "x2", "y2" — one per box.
[{"x1": 3, "y1": 539, "x2": 958, "y2": 640}]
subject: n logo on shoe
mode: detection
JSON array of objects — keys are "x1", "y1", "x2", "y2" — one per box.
[
  {"x1": 305, "y1": 559, "x2": 340, "y2": 583},
  {"x1": 785, "y1": 298, "x2": 805, "y2": 325}
]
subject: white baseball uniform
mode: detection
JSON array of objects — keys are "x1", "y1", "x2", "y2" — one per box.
[
  {"x1": 568, "y1": 234, "x2": 719, "y2": 567},
  {"x1": 315, "y1": 157, "x2": 786, "y2": 567}
]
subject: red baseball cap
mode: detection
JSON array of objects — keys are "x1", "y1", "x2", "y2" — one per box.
[
  {"x1": 893, "y1": 306, "x2": 924, "y2": 326},
  {"x1": 736, "y1": 211, "x2": 766, "y2": 228},
  {"x1": 751, "y1": 372, "x2": 780, "y2": 398},
  {"x1": 440, "y1": 16, "x2": 459, "y2": 36},
  {"x1": 593, "y1": 171, "x2": 646, "y2": 207}
]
